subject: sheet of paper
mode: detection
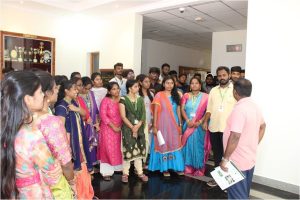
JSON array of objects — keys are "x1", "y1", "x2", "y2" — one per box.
[
  {"x1": 157, "y1": 130, "x2": 165, "y2": 146},
  {"x1": 210, "y1": 161, "x2": 245, "y2": 190}
]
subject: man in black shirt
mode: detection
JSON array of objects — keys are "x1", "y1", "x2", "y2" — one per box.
[{"x1": 149, "y1": 67, "x2": 162, "y2": 94}]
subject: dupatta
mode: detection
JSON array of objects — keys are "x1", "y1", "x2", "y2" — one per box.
[
  {"x1": 181, "y1": 92, "x2": 211, "y2": 175},
  {"x1": 152, "y1": 91, "x2": 182, "y2": 154}
]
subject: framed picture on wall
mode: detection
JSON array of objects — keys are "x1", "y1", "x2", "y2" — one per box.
[{"x1": 100, "y1": 69, "x2": 114, "y2": 85}]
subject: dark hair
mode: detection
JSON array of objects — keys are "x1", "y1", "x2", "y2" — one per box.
[
  {"x1": 122, "y1": 69, "x2": 134, "y2": 78},
  {"x1": 81, "y1": 76, "x2": 93, "y2": 87},
  {"x1": 206, "y1": 73, "x2": 213, "y2": 79},
  {"x1": 105, "y1": 81, "x2": 119, "y2": 97},
  {"x1": 161, "y1": 63, "x2": 170, "y2": 69},
  {"x1": 241, "y1": 69, "x2": 245, "y2": 73},
  {"x1": 231, "y1": 66, "x2": 242, "y2": 73},
  {"x1": 234, "y1": 78, "x2": 252, "y2": 97},
  {"x1": 71, "y1": 77, "x2": 81, "y2": 85},
  {"x1": 54, "y1": 75, "x2": 65, "y2": 86},
  {"x1": 168, "y1": 70, "x2": 177, "y2": 76},
  {"x1": 70, "y1": 72, "x2": 81, "y2": 79},
  {"x1": 57, "y1": 80, "x2": 76, "y2": 103},
  {"x1": 216, "y1": 66, "x2": 230, "y2": 75},
  {"x1": 114, "y1": 62, "x2": 123, "y2": 69},
  {"x1": 126, "y1": 79, "x2": 138, "y2": 94},
  {"x1": 179, "y1": 73, "x2": 187, "y2": 78},
  {"x1": 1, "y1": 71, "x2": 41, "y2": 199},
  {"x1": 149, "y1": 67, "x2": 160, "y2": 74},
  {"x1": 91, "y1": 72, "x2": 101, "y2": 81},
  {"x1": 161, "y1": 75, "x2": 180, "y2": 105},
  {"x1": 189, "y1": 77, "x2": 202, "y2": 85},
  {"x1": 32, "y1": 70, "x2": 55, "y2": 96},
  {"x1": 136, "y1": 74, "x2": 153, "y2": 102},
  {"x1": 194, "y1": 73, "x2": 202, "y2": 79}
]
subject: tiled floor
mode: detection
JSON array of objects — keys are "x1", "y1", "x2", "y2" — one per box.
[
  {"x1": 91, "y1": 164, "x2": 299, "y2": 199},
  {"x1": 92, "y1": 171, "x2": 227, "y2": 199}
]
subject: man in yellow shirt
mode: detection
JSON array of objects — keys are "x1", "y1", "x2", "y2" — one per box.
[{"x1": 202, "y1": 66, "x2": 237, "y2": 187}]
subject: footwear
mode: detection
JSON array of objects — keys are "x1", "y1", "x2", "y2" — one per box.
[
  {"x1": 207, "y1": 180, "x2": 218, "y2": 187},
  {"x1": 163, "y1": 172, "x2": 171, "y2": 177},
  {"x1": 122, "y1": 174, "x2": 129, "y2": 183},
  {"x1": 103, "y1": 176, "x2": 111, "y2": 181},
  {"x1": 138, "y1": 174, "x2": 148, "y2": 182},
  {"x1": 176, "y1": 171, "x2": 184, "y2": 176}
]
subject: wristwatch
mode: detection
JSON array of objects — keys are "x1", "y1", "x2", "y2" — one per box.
[{"x1": 222, "y1": 157, "x2": 229, "y2": 162}]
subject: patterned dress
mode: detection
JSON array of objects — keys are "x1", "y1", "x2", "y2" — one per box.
[
  {"x1": 15, "y1": 125, "x2": 62, "y2": 199},
  {"x1": 36, "y1": 113, "x2": 73, "y2": 199},
  {"x1": 119, "y1": 96, "x2": 146, "y2": 161}
]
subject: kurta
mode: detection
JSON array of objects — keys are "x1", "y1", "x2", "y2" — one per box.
[
  {"x1": 98, "y1": 97, "x2": 123, "y2": 175},
  {"x1": 119, "y1": 96, "x2": 147, "y2": 161}
]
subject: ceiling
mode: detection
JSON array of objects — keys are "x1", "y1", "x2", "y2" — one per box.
[
  {"x1": 2, "y1": 0, "x2": 247, "y2": 51},
  {"x1": 143, "y1": 0, "x2": 248, "y2": 50},
  {"x1": 1, "y1": 0, "x2": 162, "y2": 16}
]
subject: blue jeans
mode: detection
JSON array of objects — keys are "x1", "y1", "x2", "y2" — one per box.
[{"x1": 227, "y1": 167, "x2": 255, "y2": 199}]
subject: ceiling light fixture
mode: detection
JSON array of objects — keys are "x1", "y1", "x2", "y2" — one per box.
[
  {"x1": 179, "y1": 7, "x2": 185, "y2": 13},
  {"x1": 195, "y1": 17, "x2": 204, "y2": 22}
]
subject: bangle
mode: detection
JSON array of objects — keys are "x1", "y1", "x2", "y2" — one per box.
[{"x1": 222, "y1": 157, "x2": 229, "y2": 162}]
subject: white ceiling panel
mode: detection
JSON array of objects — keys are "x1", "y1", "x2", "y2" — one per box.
[
  {"x1": 193, "y1": 1, "x2": 232, "y2": 14},
  {"x1": 165, "y1": 6, "x2": 201, "y2": 17},
  {"x1": 144, "y1": 11, "x2": 175, "y2": 20},
  {"x1": 221, "y1": 0, "x2": 248, "y2": 10},
  {"x1": 236, "y1": 8, "x2": 248, "y2": 16},
  {"x1": 142, "y1": 0, "x2": 247, "y2": 50}
]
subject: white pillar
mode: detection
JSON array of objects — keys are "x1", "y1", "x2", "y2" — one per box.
[{"x1": 246, "y1": 0, "x2": 300, "y2": 193}]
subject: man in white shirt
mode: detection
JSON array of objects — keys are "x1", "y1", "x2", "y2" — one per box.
[
  {"x1": 159, "y1": 63, "x2": 170, "y2": 82},
  {"x1": 109, "y1": 62, "x2": 127, "y2": 96}
]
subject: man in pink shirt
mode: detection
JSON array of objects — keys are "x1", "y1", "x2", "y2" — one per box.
[{"x1": 220, "y1": 78, "x2": 266, "y2": 199}]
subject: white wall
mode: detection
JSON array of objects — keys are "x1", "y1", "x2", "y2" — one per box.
[
  {"x1": 211, "y1": 30, "x2": 246, "y2": 75},
  {"x1": 246, "y1": 0, "x2": 300, "y2": 193},
  {"x1": 1, "y1": 5, "x2": 143, "y2": 76},
  {"x1": 141, "y1": 39, "x2": 211, "y2": 74}
]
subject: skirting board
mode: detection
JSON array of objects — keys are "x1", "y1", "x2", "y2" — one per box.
[{"x1": 253, "y1": 175, "x2": 299, "y2": 194}]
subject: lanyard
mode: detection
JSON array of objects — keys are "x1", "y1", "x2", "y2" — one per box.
[{"x1": 219, "y1": 86, "x2": 229, "y2": 105}]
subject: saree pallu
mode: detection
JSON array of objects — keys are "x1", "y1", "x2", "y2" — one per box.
[
  {"x1": 148, "y1": 92, "x2": 184, "y2": 172},
  {"x1": 181, "y1": 92, "x2": 211, "y2": 176}
]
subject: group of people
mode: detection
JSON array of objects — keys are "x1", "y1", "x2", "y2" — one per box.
[{"x1": 1, "y1": 62, "x2": 265, "y2": 200}]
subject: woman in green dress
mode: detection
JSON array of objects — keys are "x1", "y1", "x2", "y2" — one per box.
[{"x1": 119, "y1": 79, "x2": 148, "y2": 183}]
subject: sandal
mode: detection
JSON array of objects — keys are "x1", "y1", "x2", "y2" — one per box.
[
  {"x1": 103, "y1": 176, "x2": 111, "y2": 181},
  {"x1": 176, "y1": 171, "x2": 184, "y2": 176},
  {"x1": 138, "y1": 174, "x2": 148, "y2": 182},
  {"x1": 122, "y1": 174, "x2": 129, "y2": 183},
  {"x1": 163, "y1": 172, "x2": 171, "y2": 177}
]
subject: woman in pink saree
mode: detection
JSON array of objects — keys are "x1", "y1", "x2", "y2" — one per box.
[
  {"x1": 149, "y1": 76, "x2": 184, "y2": 177},
  {"x1": 181, "y1": 77, "x2": 211, "y2": 176},
  {"x1": 99, "y1": 82, "x2": 123, "y2": 181}
]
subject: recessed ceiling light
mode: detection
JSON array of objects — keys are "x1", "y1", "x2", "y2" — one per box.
[{"x1": 195, "y1": 17, "x2": 204, "y2": 22}]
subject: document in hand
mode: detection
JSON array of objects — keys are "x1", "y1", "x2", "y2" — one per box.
[
  {"x1": 210, "y1": 161, "x2": 245, "y2": 190},
  {"x1": 157, "y1": 130, "x2": 165, "y2": 146}
]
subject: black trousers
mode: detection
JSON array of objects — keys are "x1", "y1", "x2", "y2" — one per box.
[{"x1": 210, "y1": 132, "x2": 224, "y2": 167}]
